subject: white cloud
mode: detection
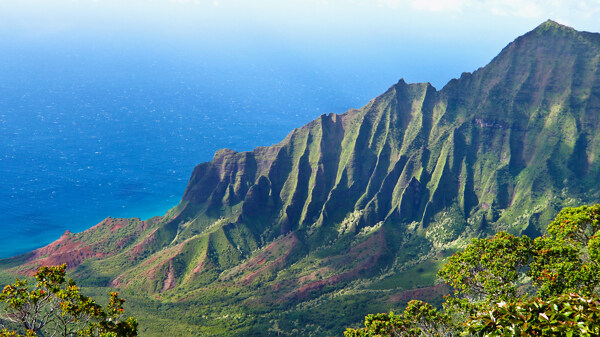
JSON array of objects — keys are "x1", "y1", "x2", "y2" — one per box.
[
  {"x1": 376, "y1": 0, "x2": 403, "y2": 8},
  {"x1": 374, "y1": 0, "x2": 600, "y2": 20},
  {"x1": 489, "y1": 0, "x2": 544, "y2": 18},
  {"x1": 576, "y1": 0, "x2": 600, "y2": 18},
  {"x1": 410, "y1": 0, "x2": 465, "y2": 12},
  {"x1": 490, "y1": 6, "x2": 507, "y2": 15}
]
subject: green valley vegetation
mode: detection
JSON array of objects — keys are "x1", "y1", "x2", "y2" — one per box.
[
  {"x1": 3, "y1": 20, "x2": 600, "y2": 336},
  {"x1": 0, "y1": 264, "x2": 137, "y2": 337},
  {"x1": 346, "y1": 204, "x2": 600, "y2": 336}
]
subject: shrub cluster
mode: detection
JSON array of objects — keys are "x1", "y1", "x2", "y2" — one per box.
[{"x1": 346, "y1": 205, "x2": 600, "y2": 336}]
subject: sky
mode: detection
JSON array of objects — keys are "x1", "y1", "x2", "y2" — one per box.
[{"x1": 2, "y1": 0, "x2": 600, "y2": 90}]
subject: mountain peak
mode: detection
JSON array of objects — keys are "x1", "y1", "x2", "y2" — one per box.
[
  {"x1": 471, "y1": 19, "x2": 594, "y2": 91},
  {"x1": 539, "y1": 19, "x2": 564, "y2": 28},
  {"x1": 532, "y1": 19, "x2": 577, "y2": 35}
]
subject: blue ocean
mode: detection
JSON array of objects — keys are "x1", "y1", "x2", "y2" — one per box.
[{"x1": 0, "y1": 30, "x2": 495, "y2": 258}]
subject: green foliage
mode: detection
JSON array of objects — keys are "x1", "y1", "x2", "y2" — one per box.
[
  {"x1": 0, "y1": 264, "x2": 136, "y2": 337},
  {"x1": 440, "y1": 205, "x2": 600, "y2": 302},
  {"x1": 530, "y1": 205, "x2": 600, "y2": 297},
  {"x1": 344, "y1": 311, "x2": 410, "y2": 337},
  {"x1": 437, "y1": 232, "x2": 532, "y2": 302},
  {"x1": 344, "y1": 300, "x2": 458, "y2": 337},
  {"x1": 0, "y1": 329, "x2": 36, "y2": 337},
  {"x1": 351, "y1": 204, "x2": 600, "y2": 337},
  {"x1": 546, "y1": 204, "x2": 600, "y2": 243},
  {"x1": 465, "y1": 294, "x2": 600, "y2": 336}
]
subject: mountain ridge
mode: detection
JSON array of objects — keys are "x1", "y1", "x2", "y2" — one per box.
[{"x1": 3, "y1": 20, "x2": 600, "y2": 336}]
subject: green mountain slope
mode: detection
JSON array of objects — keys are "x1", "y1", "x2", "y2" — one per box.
[{"x1": 4, "y1": 20, "x2": 600, "y2": 336}]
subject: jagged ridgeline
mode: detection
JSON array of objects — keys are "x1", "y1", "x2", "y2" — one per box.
[
  {"x1": 170, "y1": 19, "x2": 600, "y2": 252},
  {"x1": 4, "y1": 20, "x2": 600, "y2": 336}
]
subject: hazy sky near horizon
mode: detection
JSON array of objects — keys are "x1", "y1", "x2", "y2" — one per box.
[{"x1": 2, "y1": 0, "x2": 600, "y2": 89}]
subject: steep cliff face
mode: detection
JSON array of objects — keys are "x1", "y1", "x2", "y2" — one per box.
[
  {"x1": 4, "y1": 20, "x2": 600, "y2": 336},
  {"x1": 166, "y1": 21, "x2": 600, "y2": 254}
]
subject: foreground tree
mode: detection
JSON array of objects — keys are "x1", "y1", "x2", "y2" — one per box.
[
  {"x1": 345, "y1": 204, "x2": 600, "y2": 336},
  {"x1": 437, "y1": 231, "x2": 532, "y2": 303},
  {"x1": 344, "y1": 300, "x2": 458, "y2": 337},
  {"x1": 0, "y1": 264, "x2": 137, "y2": 337},
  {"x1": 529, "y1": 204, "x2": 600, "y2": 297},
  {"x1": 465, "y1": 293, "x2": 600, "y2": 336}
]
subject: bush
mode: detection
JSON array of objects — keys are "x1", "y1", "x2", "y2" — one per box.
[{"x1": 0, "y1": 264, "x2": 137, "y2": 337}]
